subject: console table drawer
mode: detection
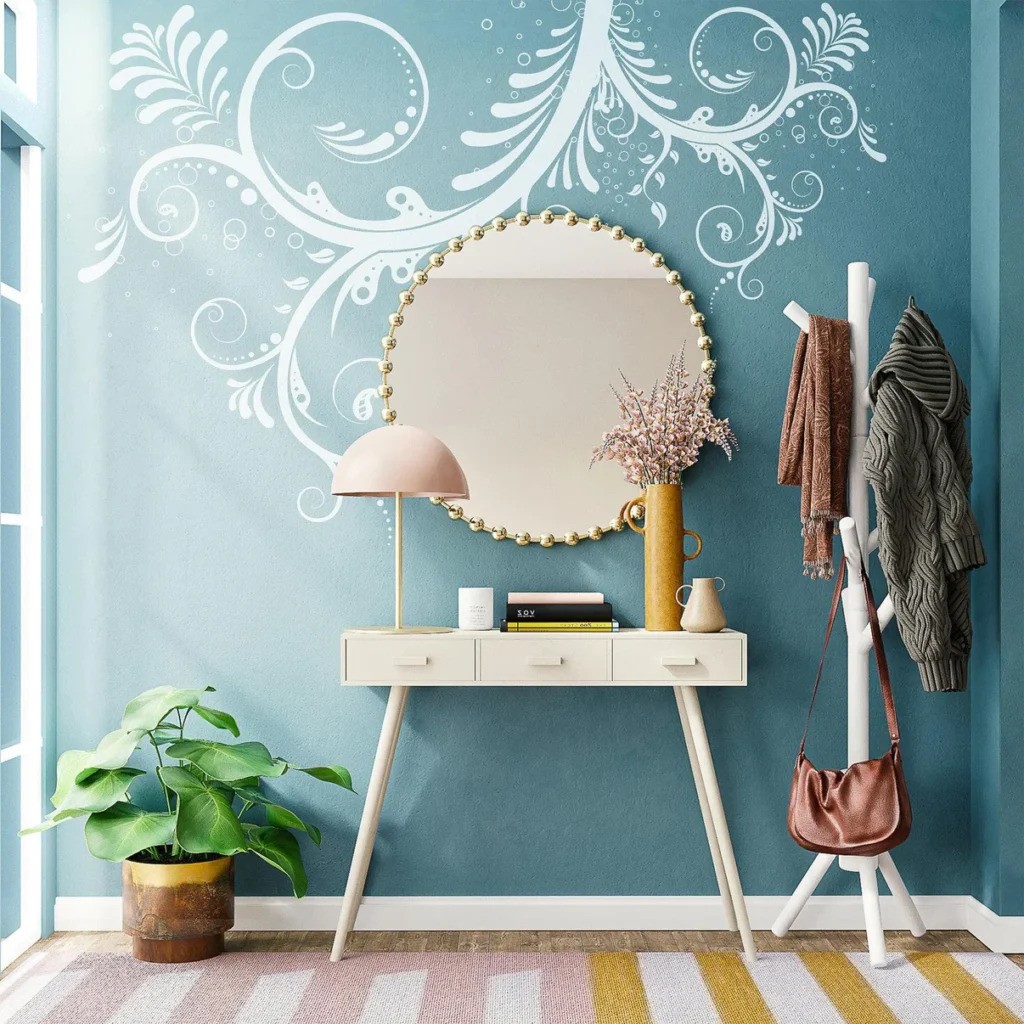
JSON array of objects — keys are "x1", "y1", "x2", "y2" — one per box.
[
  {"x1": 479, "y1": 637, "x2": 611, "y2": 682},
  {"x1": 612, "y1": 634, "x2": 745, "y2": 684},
  {"x1": 343, "y1": 637, "x2": 475, "y2": 683}
]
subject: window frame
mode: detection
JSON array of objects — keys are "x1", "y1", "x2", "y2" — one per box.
[{"x1": 0, "y1": 0, "x2": 49, "y2": 971}]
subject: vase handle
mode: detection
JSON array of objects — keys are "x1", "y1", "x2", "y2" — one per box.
[
  {"x1": 621, "y1": 495, "x2": 646, "y2": 535},
  {"x1": 683, "y1": 529, "x2": 703, "y2": 562},
  {"x1": 675, "y1": 583, "x2": 692, "y2": 608}
]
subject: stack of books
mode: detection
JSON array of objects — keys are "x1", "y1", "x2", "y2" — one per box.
[{"x1": 500, "y1": 592, "x2": 618, "y2": 632}]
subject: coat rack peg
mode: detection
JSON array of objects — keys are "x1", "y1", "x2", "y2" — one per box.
[
  {"x1": 783, "y1": 300, "x2": 810, "y2": 333},
  {"x1": 773, "y1": 261, "x2": 926, "y2": 967}
]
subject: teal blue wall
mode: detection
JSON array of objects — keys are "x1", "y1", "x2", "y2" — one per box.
[
  {"x1": 970, "y1": 0, "x2": 1024, "y2": 917},
  {"x1": 56, "y1": 2, "x2": 975, "y2": 901}
]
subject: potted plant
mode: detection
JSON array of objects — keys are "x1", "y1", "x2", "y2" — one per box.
[{"x1": 23, "y1": 685, "x2": 353, "y2": 963}]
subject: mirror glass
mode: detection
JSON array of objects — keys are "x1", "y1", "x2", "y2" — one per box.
[{"x1": 395, "y1": 220, "x2": 705, "y2": 539}]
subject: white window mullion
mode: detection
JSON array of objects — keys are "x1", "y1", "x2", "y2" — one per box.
[{"x1": 13, "y1": 141, "x2": 42, "y2": 956}]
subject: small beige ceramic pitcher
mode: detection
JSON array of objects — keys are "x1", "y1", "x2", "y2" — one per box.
[{"x1": 675, "y1": 577, "x2": 727, "y2": 633}]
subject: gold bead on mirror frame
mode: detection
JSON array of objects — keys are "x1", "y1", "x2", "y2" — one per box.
[{"x1": 377, "y1": 210, "x2": 717, "y2": 549}]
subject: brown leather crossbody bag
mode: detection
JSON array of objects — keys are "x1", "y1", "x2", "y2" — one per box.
[{"x1": 787, "y1": 557, "x2": 912, "y2": 857}]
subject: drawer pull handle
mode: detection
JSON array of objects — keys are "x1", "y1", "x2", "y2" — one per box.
[
  {"x1": 662, "y1": 655, "x2": 697, "y2": 667},
  {"x1": 393, "y1": 656, "x2": 429, "y2": 667},
  {"x1": 526, "y1": 655, "x2": 563, "y2": 667}
]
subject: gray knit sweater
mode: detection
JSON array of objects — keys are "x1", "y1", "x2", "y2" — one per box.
[{"x1": 863, "y1": 299, "x2": 986, "y2": 692}]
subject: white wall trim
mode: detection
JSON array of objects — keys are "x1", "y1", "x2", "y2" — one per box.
[
  {"x1": 965, "y1": 897, "x2": 1024, "y2": 953},
  {"x1": 54, "y1": 893, "x2": 1018, "y2": 943}
]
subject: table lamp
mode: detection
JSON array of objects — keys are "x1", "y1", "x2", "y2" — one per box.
[{"x1": 332, "y1": 424, "x2": 469, "y2": 633}]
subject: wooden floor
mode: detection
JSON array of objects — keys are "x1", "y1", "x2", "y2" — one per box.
[{"x1": 7, "y1": 928, "x2": 1013, "y2": 979}]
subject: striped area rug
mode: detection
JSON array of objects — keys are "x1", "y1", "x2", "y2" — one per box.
[{"x1": 2, "y1": 949, "x2": 1024, "y2": 1023}]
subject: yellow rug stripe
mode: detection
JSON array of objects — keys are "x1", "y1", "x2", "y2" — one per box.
[
  {"x1": 695, "y1": 952, "x2": 776, "y2": 1024},
  {"x1": 589, "y1": 952, "x2": 653, "y2": 1024},
  {"x1": 799, "y1": 952, "x2": 900, "y2": 1024},
  {"x1": 908, "y1": 953, "x2": 1022, "y2": 1023}
]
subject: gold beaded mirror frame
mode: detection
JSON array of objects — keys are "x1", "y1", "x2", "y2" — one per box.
[{"x1": 377, "y1": 210, "x2": 716, "y2": 549}]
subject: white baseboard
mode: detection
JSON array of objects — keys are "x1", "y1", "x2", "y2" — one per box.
[
  {"x1": 965, "y1": 897, "x2": 1024, "y2": 953},
  {"x1": 54, "y1": 893, "x2": 1005, "y2": 940}
]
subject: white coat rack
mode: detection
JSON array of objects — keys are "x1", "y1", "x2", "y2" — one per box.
[{"x1": 772, "y1": 262, "x2": 927, "y2": 968}]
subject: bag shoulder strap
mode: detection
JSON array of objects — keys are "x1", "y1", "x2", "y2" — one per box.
[{"x1": 799, "y1": 557, "x2": 901, "y2": 756}]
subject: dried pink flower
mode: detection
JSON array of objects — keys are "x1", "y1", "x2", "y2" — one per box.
[{"x1": 591, "y1": 349, "x2": 737, "y2": 486}]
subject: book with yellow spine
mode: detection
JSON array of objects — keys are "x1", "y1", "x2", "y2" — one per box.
[{"x1": 500, "y1": 619, "x2": 619, "y2": 632}]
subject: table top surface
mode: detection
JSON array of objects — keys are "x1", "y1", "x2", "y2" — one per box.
[{"x1": 343, "y1": 628, "x2": 746, "y2": 640}]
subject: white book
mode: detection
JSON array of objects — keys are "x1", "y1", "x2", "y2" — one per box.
[{"x1": 506, "y1": 591, "x2": 605, "y2": 605}]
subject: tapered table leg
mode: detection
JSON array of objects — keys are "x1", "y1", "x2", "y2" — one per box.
[
  {"x1": 331, "y1": 685, "x2": 410, "y2": 961},
  {"x1": 673, "y1": 685, "x2": 737, "y2": 932},
  {"x1": 772, "y1": 853, "x2": 835, "y2": 937},
  {"x1": 679, "y1": 686, "x2": 756, "y2": 962}
]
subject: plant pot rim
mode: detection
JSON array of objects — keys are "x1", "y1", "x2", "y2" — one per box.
[{"x1": 125, "y1": 851, "x2": 233, "y2": 865}]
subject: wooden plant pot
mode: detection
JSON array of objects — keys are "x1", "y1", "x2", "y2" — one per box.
[{"x1": 122, "y1": 855, "x2": 234, "y2": 963}]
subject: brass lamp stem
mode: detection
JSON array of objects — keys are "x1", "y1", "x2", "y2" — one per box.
[{"x1": 394, "y1": 491, "x2": 403, "y2": 630}]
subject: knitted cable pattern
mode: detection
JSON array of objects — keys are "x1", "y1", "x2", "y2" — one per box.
[{"x1": 863, "y1": 298, "x2": 985, "y2": 692}]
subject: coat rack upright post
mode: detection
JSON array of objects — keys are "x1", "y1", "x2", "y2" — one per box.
[{"x1": 772, "y1": 262, "x2": 927, "y2": 968}]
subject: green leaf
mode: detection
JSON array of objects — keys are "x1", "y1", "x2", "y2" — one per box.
[
  {"x1": 242, "y1": 824, "x2": 309, "y2": 898},
  {"x1": 150, "y1": 726, "x2": 181, "y2": 746},
  {"x1": 42, "y1": 766, "x2": 149, "y2": 835},
  {"x1": 192, "y1": 706, "x2": 240, "y2": 738},
  {"x1": 232, "y1": 785, "x2": 321, "y2": 846},
  {"x1": 84, "y1": 803, "x2": 176, "y2": 861},
  {"x1": 121, "y1": 686, "x2": 214, "y2": 732},
  {"x1": 289, "y1": 765, "x2": 354, "y2": 792},
  {"x1": 159, "y1": 766, "x2": 245, "y2": 855},
  {"x1": 266, "y1": 805, "x2": 322, "y2": 846},
  {"x1": 165, "y1": 740, "x2": 286, "y2": 782},
  {"x1": 52, "y1": 728, "x2": 145, "y2": 808}
]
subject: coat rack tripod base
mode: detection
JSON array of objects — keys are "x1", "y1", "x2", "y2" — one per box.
[{"x1": 773, "y1": 263, "x2": 927, "y2": 968}]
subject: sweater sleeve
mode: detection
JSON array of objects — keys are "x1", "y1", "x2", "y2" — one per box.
[{"x1": 864, "y1": 382, "x2": 954, "y2": 691}]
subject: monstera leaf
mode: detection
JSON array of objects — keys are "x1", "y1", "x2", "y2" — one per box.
[
  {"x1": 242, "y1": 824, "x2": 309, "y2": 898},
  {"x1": 158, "y1": 766, "x2": 245, "y2": 855},
  {"x1": 165, "y1": 739, "x2": 288, "y2": 782},
  {"x1": 21, "y1": 767, "x2": 146, "y2": 835},
  {"x1": 233, "y1": 785, "x2": 322, "y2": 845},
  {"x1": 283, "y1": 764, "x2": 354, "y2": 792},
  {"x1": 121, "y1": 685, "x2": 215, "y2": 731},
  {"x1": 52, "y1": 728, "x2": 145, "y2": 807},
  {"x1": 191, "y1": 706, "x2": 240, "y2": 737},
  {"x1": 84, "y1": 803, "x2": 176, "y2": 861}
]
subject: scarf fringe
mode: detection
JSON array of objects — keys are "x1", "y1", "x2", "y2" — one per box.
[{"x1": 803, "y1": 559, "x2": 835, "y2": 580}]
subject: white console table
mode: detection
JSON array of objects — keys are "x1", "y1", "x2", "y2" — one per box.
[{"x1": 331, "y1": 627, "x2": 754, "y2": 962}]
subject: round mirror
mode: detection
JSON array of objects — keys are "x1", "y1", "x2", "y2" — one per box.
[{"x1": 380, "y1": 212, "x2": 716, "y2": 547}]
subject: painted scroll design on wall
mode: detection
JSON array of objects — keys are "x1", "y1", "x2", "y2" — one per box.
[{"x1": 79, "y1": 2, "x2": 884, "y2": 522}]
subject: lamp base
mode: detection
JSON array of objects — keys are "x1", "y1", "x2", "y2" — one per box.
[{"x1": 345, "y1": 625, "x2": 455, "y2": 635}]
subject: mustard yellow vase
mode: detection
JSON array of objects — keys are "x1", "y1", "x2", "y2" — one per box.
[{"x1": 623, "y1": 483, "x2": 702, "y2": 631}]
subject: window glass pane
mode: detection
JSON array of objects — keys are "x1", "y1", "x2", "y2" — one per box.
[
  {"x1": 1, "y1": 142, "x2": 21, "y2": 291},
  {"x1": 3, "y1": 5, "x2": 15, "y2": 82},
  {"x1": 1, "y1": 296, "x2": 19, "y2": 515},
  {"x1": 1, "y1": 756, "x2": 21, "y2": 939},
  {"x1": 0, "y1": 524, "x2": 19, "y2": 749}
]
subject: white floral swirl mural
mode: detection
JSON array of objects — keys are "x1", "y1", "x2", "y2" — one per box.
[{"x1": 79, "y1": 2, "x2": 884, "y2": 522}]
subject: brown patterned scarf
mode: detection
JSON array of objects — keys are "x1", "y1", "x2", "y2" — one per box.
[{"x1": 778, "y1": 314, "x2": 853, "y2": 579}]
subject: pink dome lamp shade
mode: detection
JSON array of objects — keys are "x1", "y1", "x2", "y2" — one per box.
[{"x1": 332, "y1": 425, "x2": 469, "y2": 633}]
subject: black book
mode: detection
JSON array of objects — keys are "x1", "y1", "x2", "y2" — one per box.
[{"x1": 505, "y1": 602, "x2": 613, "y2": 623}]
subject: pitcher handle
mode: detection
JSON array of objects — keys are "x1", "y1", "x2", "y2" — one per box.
[
  {"x1": 621, "y1": 495, "x2": 646, "y2": 535},
  {"x1": 714, "y1": 576, "x2": 725, "y2": 591},
  {"x1": 683, "y1": 529, "x2": 703, "y2": 562},
  {"x1": 675, "y1": 583, "x2": 692, "y2": 608}
]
